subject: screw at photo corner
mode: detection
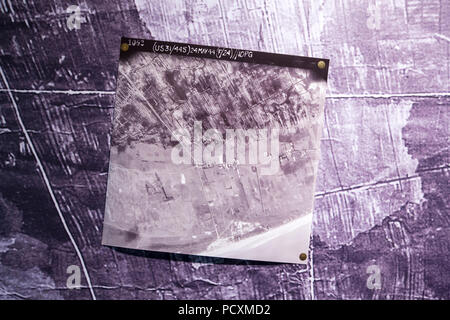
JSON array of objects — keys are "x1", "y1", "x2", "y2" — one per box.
[{"x1": 121, "y1": 43, "x2": 129, "y2": 52}]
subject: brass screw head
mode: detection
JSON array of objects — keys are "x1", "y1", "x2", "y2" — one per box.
[
  {"x1": 317, "y1": 60, "x2": 326, "y2": 69},
  {"x1": 120, "y1": 43, "x2": 129, "y2": 52},
  {"x1": 299, "y1": 253, "x2": 307, "y2": 261}
]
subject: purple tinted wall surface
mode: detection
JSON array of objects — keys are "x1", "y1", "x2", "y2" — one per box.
[{"x1": 0, "y1": 0, "x2": 448, "y2": 299}]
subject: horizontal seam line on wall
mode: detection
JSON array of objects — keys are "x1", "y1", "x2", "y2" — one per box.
[{"x1": 1, "y1": 89, "x2": 449, "y2": 99}]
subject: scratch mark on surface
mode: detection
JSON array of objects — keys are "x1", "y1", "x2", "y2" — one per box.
[
  {"x1": 308, "y1": 237, "x2": 315, "y2": 300},
  {"x1": 315, "y1": 165, "x2": 448, "y2": 198},
  {"x1": 0, "y1": 66, "x2": 97, "y2": 300},
  {"x1": 434, "y1": 34, "x2": 450, "y2": 42},
  {"x1": 383, "y1": 105, "x2": 403, "y2": 191},
  {"x1": 324, "y1": 108, "x2": 343, "y2": 188}
]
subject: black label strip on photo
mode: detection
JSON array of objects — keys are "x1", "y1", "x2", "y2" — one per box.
[{"x1": 119, "y1": 37, "x2": 329, "y2": 81}]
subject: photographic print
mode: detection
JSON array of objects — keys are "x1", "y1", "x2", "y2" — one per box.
[{"x1": 102, "y1": 37, "x2": 329, "y2": 263}]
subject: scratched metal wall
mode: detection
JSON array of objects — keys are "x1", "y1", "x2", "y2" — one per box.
[{"x1": 0, "y1": 0, "x2": 448, "y2": 300}]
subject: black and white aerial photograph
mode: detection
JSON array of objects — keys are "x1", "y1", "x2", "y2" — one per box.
[
  {"x1": 1, "y1": 0, "x2": 448, "y2": 302},
  {"x1": 102, "y1": 39, "x2": 328, "y2": 263}
]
